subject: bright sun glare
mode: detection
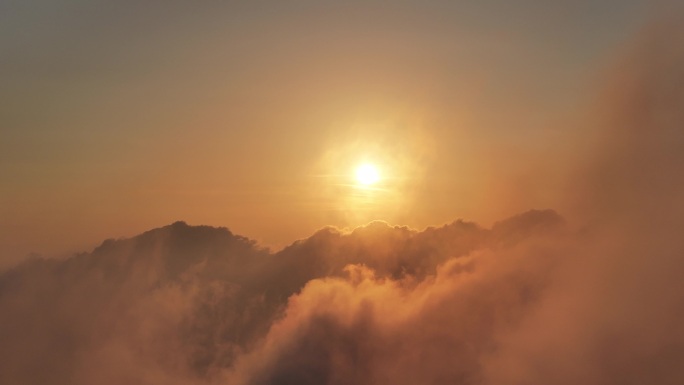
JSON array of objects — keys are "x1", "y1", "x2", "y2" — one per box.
[{"x1": 356, "y1": 163, "x2": 380, "y2": 186}]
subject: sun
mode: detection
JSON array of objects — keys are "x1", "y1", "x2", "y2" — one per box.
[{"x1": 355, "y1": 163, "x2": 380, "y2": 186}]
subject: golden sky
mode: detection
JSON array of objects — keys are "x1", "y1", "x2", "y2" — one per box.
[{"x1": 0, "y1": 0, "x2": 674, "y2": 263}]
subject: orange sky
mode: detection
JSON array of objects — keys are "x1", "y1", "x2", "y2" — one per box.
[{"x1": 0, "y1": 1, "x2": 674, "y2": 265}]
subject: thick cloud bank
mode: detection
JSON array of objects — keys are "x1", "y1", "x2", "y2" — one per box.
[{"x1": 2, "y1": 22, "x2": 684, "y2": 385}]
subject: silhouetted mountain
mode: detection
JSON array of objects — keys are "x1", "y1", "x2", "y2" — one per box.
[{"x1": 0, "y1": 210, "x2": 565, "y2": 385}]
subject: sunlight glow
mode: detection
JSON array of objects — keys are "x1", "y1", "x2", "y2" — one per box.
[{"x1": 356, "y1": 163, "x2": 380, "y2": 186}]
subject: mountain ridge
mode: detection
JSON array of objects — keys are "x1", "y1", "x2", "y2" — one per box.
[{"x1": 0, "y1": 208, "x2": 567, "y2": 385}]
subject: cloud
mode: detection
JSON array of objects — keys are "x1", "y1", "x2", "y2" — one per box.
[
  {"x1": 226, "y1": 234, "x2": 568, "y2": 385},
  {"x1": 481, "y1": 20, "x2": 684, "y2": 385}
]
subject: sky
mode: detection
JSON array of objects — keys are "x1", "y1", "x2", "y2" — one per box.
[{"x1": 0, "y1": 0, "x2": 673, "y2": 264}]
